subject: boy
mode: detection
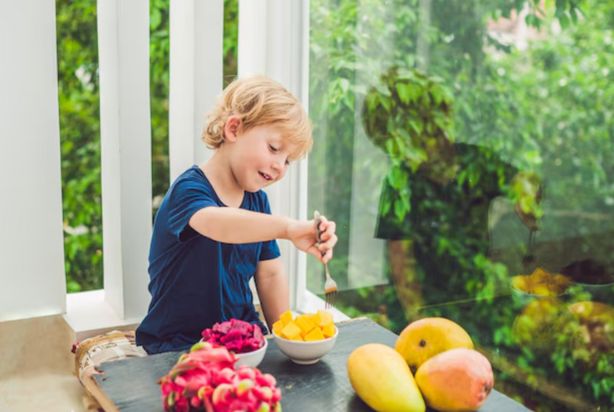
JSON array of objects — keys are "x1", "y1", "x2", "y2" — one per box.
[{"x1": 136, "y1": 76, "x2": 337, "y2": 354}]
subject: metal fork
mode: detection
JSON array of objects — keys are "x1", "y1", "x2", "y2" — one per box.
[{"x1": 314, "y1": 210, "x2": 338, "y2": 308}]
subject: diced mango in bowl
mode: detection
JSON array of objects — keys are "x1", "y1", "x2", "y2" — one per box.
[{"x1": 272, "y1": 310, "x2": 335, "y2": 341}]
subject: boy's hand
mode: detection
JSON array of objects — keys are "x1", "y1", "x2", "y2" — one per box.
[{"x1": 287, "y1": 216, "x2": 337, "y2": 264}]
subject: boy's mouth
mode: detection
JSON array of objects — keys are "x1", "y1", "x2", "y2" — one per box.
[{"x1": 259, "y1": 171, "x2": 273, "y2": 181}]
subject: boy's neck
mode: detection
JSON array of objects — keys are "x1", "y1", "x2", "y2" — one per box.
[{"x1": 200, "y1": 153, "x2": 245, "y2": 208}]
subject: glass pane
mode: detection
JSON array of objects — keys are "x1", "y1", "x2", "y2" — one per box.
[{"x1": 308, "y1": 0, "x2": 613, "y2": 410}]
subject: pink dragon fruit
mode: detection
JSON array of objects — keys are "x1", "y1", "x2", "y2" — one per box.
[
  {"x1": 201, "y1": 319, "x2": 265, "y2": 354},
  {"x1": 159, "y1": 341, "x2": 282, "y2": 412},
  {"x1": 208, "y1": 366, "x2": 282, "y2": 412}
]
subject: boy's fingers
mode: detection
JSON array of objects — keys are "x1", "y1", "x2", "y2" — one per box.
[
  {"x1": 313, "y1": 216, "x2": 336, "y2": 263},
  {"x1": 320, "y1": 219, "x2": 335, "y2": 231},
  {"x1": 322, "y1": 249, "x2": 333, "y2": 264},
  {"x1": 318, "y1": 220, "x2": 336, "y2": 241},
  {"x1": 319, "y1": 234, "x2": 337, "y2": 250},
  {"x1": 307, "y1": 245, "x2": 323, "y2": 261},
  {"x1": 319, "y1": 235, "x2": 336, "y2": 250},
  {"x1": 328, "y1": 233, "x2": 338, "y2": 248}
]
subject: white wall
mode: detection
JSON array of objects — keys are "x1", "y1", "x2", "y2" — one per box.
[{"x1": 0, "y1": 0, "x2": 66, "y2": 321}]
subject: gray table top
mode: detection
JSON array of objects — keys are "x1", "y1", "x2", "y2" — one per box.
[{"x1": 95, "y1": 318, "x2": 531, "y2": 411}]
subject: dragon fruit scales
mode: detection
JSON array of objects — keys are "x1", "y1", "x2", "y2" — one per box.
[
  {"x1": 201, "y1": 319, "x2": 265, "y2": 354},
  {"x1": 160, "y1": 341, "x2": 281, "y2": 412}
]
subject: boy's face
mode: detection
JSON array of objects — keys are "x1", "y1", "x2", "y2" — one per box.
[{"x1": 228, "y1": 123, "x2": 296, "y2": 192}]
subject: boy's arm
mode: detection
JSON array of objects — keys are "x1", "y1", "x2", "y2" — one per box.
[
  {"x1": 189, "y1": 207, "x2": 338, "y2": 263},
  {"x1": 189, "y1": 207, "x2": 291, "y2": 243},
  {"x1": 254, "y1": 257, "x2": 289, "y2": 329}
]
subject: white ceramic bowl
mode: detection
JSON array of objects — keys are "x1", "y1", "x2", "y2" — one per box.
[
  {"x1": 234, "y1": 338, "x2": 268, "y2": 368},
  {"x1": 273, "y1": 327, "x2": 338, "y2": 365}
]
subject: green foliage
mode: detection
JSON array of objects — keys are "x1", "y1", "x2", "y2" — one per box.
[
  {"x1": 150, "y1": 0, "x2": 170, "y2": 208},
  {"x1": 223, "y1": 0, "x2": 239, "y2": 86},
  {"x1": 363, "y1": 67, "x2": 455, "y2": 222},
  {"x1": 56, "y1": 0, "x2": 102, "y2": 292}
]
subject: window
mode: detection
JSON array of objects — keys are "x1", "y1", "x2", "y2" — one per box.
[{"x1": 308, "y1": 0, "x2": 613, "y2": 409}]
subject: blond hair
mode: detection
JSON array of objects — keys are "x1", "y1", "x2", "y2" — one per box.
[{"x1": 202, "y1": 76, "x2": 312, "y2": 160}]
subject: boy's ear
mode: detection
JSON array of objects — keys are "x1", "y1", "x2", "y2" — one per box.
[{"x1": 223, "y1": 116, "x2": 242, "y2": 142}]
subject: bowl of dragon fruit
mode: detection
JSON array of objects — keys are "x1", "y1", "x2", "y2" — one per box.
[{"x1": 201, "y1": 319, "x2": 267, "y2": 368}]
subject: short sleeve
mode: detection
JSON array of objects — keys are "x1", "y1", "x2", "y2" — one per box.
[
  {"x1": 167, "y1": 178, "x2": 218, "y2": 242},
  {"x1": 257, "y1": 191, "x2": 281, "y2": 261}
]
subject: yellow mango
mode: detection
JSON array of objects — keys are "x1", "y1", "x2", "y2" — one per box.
[
  {"x1": 315, "y1": 310, "x2": 333, "y2": 327},
  {"x1": 272, "y1": 320, "x2": 284, "y2": 336},
  {"x1": 395, "y1": 317, "x2": 473, "y2": 373},
  {"x1": 304, "y1": 327, "x2": 325, "y2": 341},
  {"x1": 281, "y1": 321, "x2": 302, "y2": 340},
  {"x1": 279, "y1": 310, "x2": 293, "y2": 326},
  {"x1": 274, "y1": 310, "x2": 336, "y2": 341},
  {"x1": 322, "y1": 323, "x2": 336, "y2": 338},
  {"x1": 306, "y1": 313, "x2": 319, "y2": 324},
  {"x1": 348, "y1": 344, "x2": 425, "y2": 412},
  {"x1": 295, "y1": 314, "x2": 317, "y2": 334}
]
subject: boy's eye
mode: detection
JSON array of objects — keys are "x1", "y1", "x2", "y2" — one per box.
[
  {"x1": 268, "y1": 144, "x2": 279, "y2": 152},
  {"x1": 285, "y1": 159, "x2": 290, "y2": 166}
]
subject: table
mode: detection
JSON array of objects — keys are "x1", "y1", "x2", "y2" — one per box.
[{"x1": 95, "y1": 318, "x2": 530, "y2": 411}]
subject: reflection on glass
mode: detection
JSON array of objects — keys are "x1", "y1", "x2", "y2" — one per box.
[{"x1": 308, "y1": 0, "x2": 613, "y2": 410}]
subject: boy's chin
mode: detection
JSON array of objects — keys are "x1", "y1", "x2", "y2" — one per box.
[
  {"x1": 242, "y1": 182, "x2": 265, "y2": 193},
  {"x1": 244, "y1": 178, "x2": 273, "y2": 192}
]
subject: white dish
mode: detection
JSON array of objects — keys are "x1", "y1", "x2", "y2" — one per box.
[
  {"x1": 273, "y1": 327, "x2": 338, "y2": 365},
  {"x1": 234, "y1": 337, "x2": 268, "y2": 368}
]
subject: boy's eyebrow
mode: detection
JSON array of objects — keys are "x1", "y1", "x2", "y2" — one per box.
[
  {"x1": 268, "y1": 136, "x2": 288, "y2": 150},
  {"x1": 268, "y1": 134, "x2": 284, "y2": 143},
  {"x1": 268, "y1": 134, "x2": 302, "y2": 159}
]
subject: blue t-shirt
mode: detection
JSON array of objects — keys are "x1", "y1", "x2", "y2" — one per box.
[{"x1": 136, "y1": 165, "x2": 280, "y2": 354}]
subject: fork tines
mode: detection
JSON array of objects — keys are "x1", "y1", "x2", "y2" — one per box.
[{"x1": 324, "y1": 290, "x2": 337, "y2": 309}]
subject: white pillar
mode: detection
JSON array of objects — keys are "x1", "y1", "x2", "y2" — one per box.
[
  {"x1": 238, "y1": 0, "x2": 310, "y2": 308},
  {"x1": 0, "y1": 0, "x2": 66, "y2": 321},
  {"x1": 169, "y1": 0, "x2": 224, "y2": 182},
  {"x1": 97, "y1": 0, "x2": 152, "y2": 320}
]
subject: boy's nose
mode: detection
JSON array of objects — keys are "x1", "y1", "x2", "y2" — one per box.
[
  {"x1": 272, "y1": 158, "x2": 284, "y2": 170},
  {"x1": 271, "y1": 161, "x2": 286, "y2": 177}
]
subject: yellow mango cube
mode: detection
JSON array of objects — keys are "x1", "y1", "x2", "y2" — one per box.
[
  {"x1": 322, "y1": 323, "x2": 336, "y2": 338},
  {"x1": 307, "y1": 313, "x2": 320, "y2": 325},
  {"x1": 279, "y1": 310, "x2": 293, "y2": 326},
  {"x1": 304, "y1": 327, "x2": 325, "y2": 341},
  {"x1": 315, "y1": 310, "x2": 333, "y2": 327},
  {"x1": 281, "y1": 321, "x2": 302, "y2": 340},
  {"x1": 295, "y1": 314, "x2": 317, "y2": 334},
  {"x1": 272, "y1": 320, "x2": 284, "y2": 336}
]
